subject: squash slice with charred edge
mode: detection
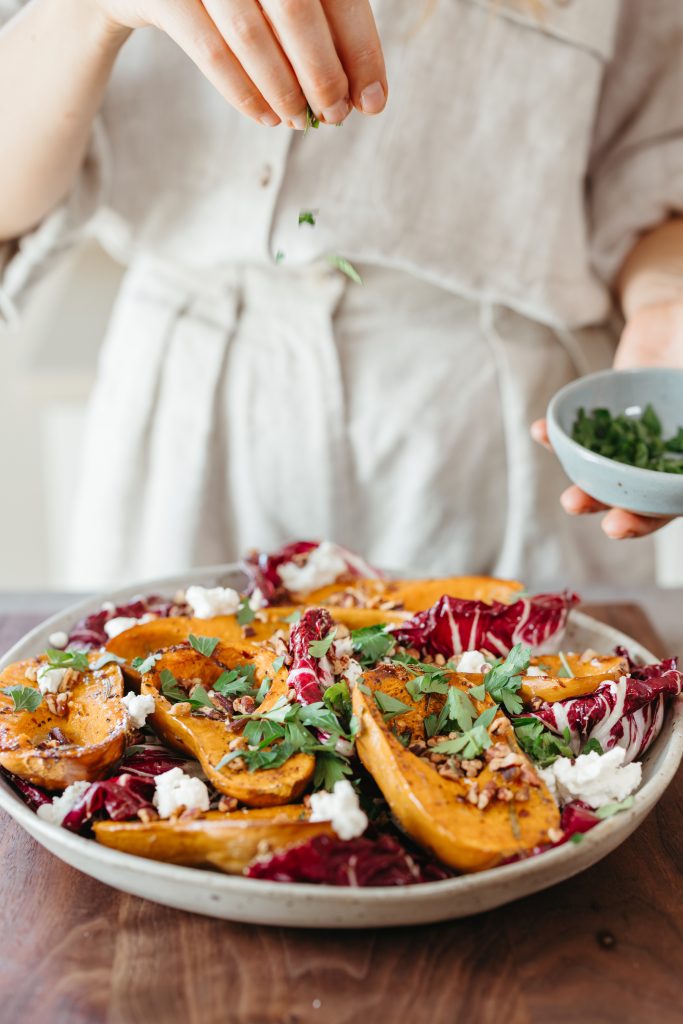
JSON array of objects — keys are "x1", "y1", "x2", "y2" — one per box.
[
  {"x1": 106, "y1": 608, "x2": 404, "y2": 685},
  {"x1": 299, "y1": 575, "x2": 523, "y2": 611},
  {"x1": 352, "y1": 663, "x2": 559, "y2": 872},
  {"x1": 520, "y1": 652, "x2": 628, "y2": 705},
  {"x1": 141, "y1": 642, "x2": 314, "y2": 806},
  {"x1": 94, "y1": 805, "x2": 334, "y2": 873},
  {"x1": 0, "y1": 656, "x2": 127, "y2": 790}
]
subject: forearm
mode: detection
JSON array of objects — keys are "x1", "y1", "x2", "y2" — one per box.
[
  {"x1": 617, "y1": 217, "x2": 683, "y2": 319},
  {"x1": 0, "y1": 0, "x2": 129, "y2": 241}
]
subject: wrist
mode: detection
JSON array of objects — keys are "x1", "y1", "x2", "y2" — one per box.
[{"x1": 65, "y1": 0, "x2": 133, "y2": 59}]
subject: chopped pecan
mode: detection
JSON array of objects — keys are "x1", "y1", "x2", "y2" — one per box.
[
  {"x1": 218, "y1": 795, "x2": 239, "y2": 813},
  {"x1": 461, "y1": 758, "x2": 483, "y2": 778},
  {"x1": 233, "y1": 695, "x2": 256, "y2": 715},
  {"x1": 495, "y1": 786, "x2": 514, "y2": 803},
  {"x1": 170, "y1": 702, "x2": 192, "y2": 718},
  {"x1": 137, "y1": 807, "x2": 159, "y2": 824}
]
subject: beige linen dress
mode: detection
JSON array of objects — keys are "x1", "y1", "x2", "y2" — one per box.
[{"x1": 2, "y1": 0, "x2": 683, "y2": 587}]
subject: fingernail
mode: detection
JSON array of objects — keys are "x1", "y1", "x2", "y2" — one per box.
[
  {"x1": 289, "y1": 112, "x2": 307, "y2": 131},
  {"x1": 360, "y1": 82, "x2": 386, "y2": 114},
  {"x1": 321, "y1": 99, "x2": 350, "y2": 125},
  {"x1": 260, "y1": 111, "x2": 280, "y2": 127}
]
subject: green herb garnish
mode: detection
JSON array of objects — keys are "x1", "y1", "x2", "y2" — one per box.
[
  {"x1": 298, "y1": 210, "x2": 317, "y2": 227},
  {"x1": 558, "y1": 651, "x2": 573, "y2": 679},
  {"x1": 283, "y1": 610, "x2": 302, "y2": 624},
  {"x1": 351, "y1": 624, "x2": 395, "y2": 665},
  {"x1": 483, "y1": 643, "x2": 530, "y2": 714},
  {"x1": 236, "y1": 598, "x2": 255, "y2": 626},
  {"x1": 131, "y1": 651, "x2": 163, "y2": 674},
  {"x1": 572, "y1": 404, "x2": 683, "y2": 474},
  {"x1": 373, "y1": 691, "x2": 412, "y2": 721},
  {"x1": 305, "y1": 104, "x2": 320, "y2": 132},
  {"x1": 308, "y1": 628, "x2": 337, "y2": 658},
  {"x1": 188, "y1": 635, "x2": 220, "y2": 657},
  {"x1": 327, "y1": 254, "x2": 363, "y2": 284},
  {"x1": 595, "y1": 796, "x2": 635, "y2": 819},
  {"x1": 582, "y1": 738, "x2": 604, "y2": 756},
  {"x1": 159, "y1": 669, "x2": 188, "y2": 704},
  {"x1": 513, "y1": 717, "x2": 574, "y2": 767},
  {"x1": 1, "y1": 685, "x2": 42, "y2": 712},
  {"x1": 45, "y1": 648, "x2": 90, "y2": 673}
]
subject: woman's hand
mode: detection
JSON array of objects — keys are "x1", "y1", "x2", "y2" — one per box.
[
  {"x1": 531, "y1": 298, "x2": 683, "y2": 540},
  {"x1": 94, "y1": 0, "x2": 387, "y2": 128}
]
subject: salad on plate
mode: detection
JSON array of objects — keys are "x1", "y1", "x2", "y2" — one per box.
[{"x1": 0, "y1": 540, "x2": 679, "y2": 887}]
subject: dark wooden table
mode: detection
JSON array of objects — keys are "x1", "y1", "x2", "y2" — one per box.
[{"x1": 0, "y1": 606, "x2": 681, "y2": 1024}]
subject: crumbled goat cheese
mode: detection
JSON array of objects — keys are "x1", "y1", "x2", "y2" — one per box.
[
  {"x1": 344, "y1": 659, "x2": 364, "y2": 687},
  {"x1": 455, "y1": 650, "x2": 491, "y2": 674},
  {"x1": 277, "y1": 540, "x2": 347, "y2": 594},
  {"x1": 36, "y1": 665, "x2": 68, "y2": 695},
  {"x1": 333, "y1": 635, "x2": 354, "y2": 659},
  {"x1": 48, "y1": 630, "x2": 69, "y2": 650},
  {"x1": 539, "y1": 746, "x2": 641, "y2": 809},
  {"x1": 309, "y1": 780, "x2": 368, "y2": 840},
  {"x1": 104, "y1": 614, "x2": 154, "y2": 639},
  {"x1": 249, "y1": 587, "x2": 267, "y2": 610},
  {"x1": 185, "y1": 586, "x2": 241, "y2": 618},
  {"x1": 37, "y1": 781, "x2": 91, "y2": 825},
  {"x1": 122, "y1": 692, "x2": 156, "y2": 729},
  {"x1": 153, "y1": 767, "x2": 210, "y2": 818},
  {"x1": 526, "y1": 666, "x2": 548, "y2": 677}
]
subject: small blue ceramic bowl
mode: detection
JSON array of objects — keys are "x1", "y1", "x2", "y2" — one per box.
[{"x1": 547, "y1": 368, "x2": 683, "y2": 517}]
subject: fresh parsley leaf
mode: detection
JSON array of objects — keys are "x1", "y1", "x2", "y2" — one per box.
[
  {"x1": 213, "y1": 665, "x2": 256, "y2": 697},
  {"x1": 351, "y1": 624, "x2": 395, "y2": 666},
  {"x1": 392, "y1": 726, "x2": 411, "y2": 748},
  {"x1": 298, "y1": 702, "x2": 342, "y2": 734},
  {"x1": 271, "y1": 655, "x2": 286, "y2": 674},
  {"x1": 327, "y1": 254, "x2": 363, "y2": 284},
  {"x1": 558, "y1": 651, "x2": 573, "y2": 679},
  {"x1": 45, "y1": 647, "x2": 90, "y2": 673},
  {"x1": 512, "y1": 717, "x2": 574, "y2": 768},
  {"x1": 236, "y1": 598, "x2": 256, "y2": 626},
  {"x1": 374, "y1": 691, "x2": 412, "y2": 721},
  {"x1": 349, "y1": 714, "x2": 360, "y2": 738},
  {"x1": 358, "y1": 682, "x2": 371, "y2": 695},
  {"x1": 283, "y1": 610, "x2": 302, "y2": 624},
  {"x1": 570, "y1": 832, "x2": 584, "y2": 844},
  {"x1": 595, "y1": 796, "x2": 635, "y2": 819},
  {"x1": 424, "y1": 713, "x2": 439, "y2": 739},
  {"x1": 298, "y1": 210, "x2": 317, "y2": 227},
  {"x1": 91, "y1": 652, "x2": 126, "y2": 670},
  {"x1": 131, "y1": 651, "x2": 162, "y2": 674},
  {"x1": 582, "y1": 738, "x2": 604, "y2": 756},
  {"x1": 484, "y1": 643, "x2": 530, "y2": 714},
  {"x1": 323, "y1": 680, "x2": 351, "y2": 717},
  {"x1": 275, "y1": 250, "x2": 285, "y2": 264},
  {"x1": 468, "y1": 682, "x2": 487, "y2": 701},
  {"x1": 308, "y1": 628, "x2": 337, "y2": 659},
  {"x1": 313, "y1": 752, "x2": 352, "y2": 790},
  {"x1": 1, "y1": 685, "x2": 42, "y2": 712},
  {"x1": 159, "y1": 669, "x2": 188, "y2": 704},
  {"x1": 255, "y1": 676, "x2": 271, "y2": 706},
  {"x1": 188, "y1": 634, "x2": 220, "y2": 657},
  {"x1": 188, "y1": 684, "x2": 214, "y2": 710},
  {"x1": 243, "y1": 718, "x2": 284, "y2": 746}
]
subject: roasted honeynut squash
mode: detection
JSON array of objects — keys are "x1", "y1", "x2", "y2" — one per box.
[
  {"x1": 353, "y1": 663, "x2": 560, "y2": 872},
  {"x1": 519, "y1": 652, "x2": 629, "y2": 705},
  {"x1": 95, "y1": 805, "x2": 334, "y2": 873},
  {"x1": 141, "y1": 641, "x2": 315, "y2": 806},
  {"x1": 298, "y1": 575, "x2": 523, "y2": 611},
  {"x1": 0, "y1": 656, "x2": 127, "y2": 790}
]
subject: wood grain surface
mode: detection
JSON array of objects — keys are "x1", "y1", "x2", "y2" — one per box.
[{"x1": 0, "y1": 605, "x2": 681, "y2": 1024}]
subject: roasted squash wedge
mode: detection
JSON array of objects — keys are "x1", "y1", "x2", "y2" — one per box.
[
  {"x1": 141, "y1": 642, "x2": 314, "y2": 806},
  {"x1": 303, "y1": 575, "x2": 523, "y2": 611},
  {"x1": 0, "y1": 656, "x2": 127, "y2": 790},
  {"x1": 352, "y1": 664, "x2": 559, "y2": 872},
  {"x1": 520, "y1": 652, "x2": 629, "y2": 705},
  {"x1": 94, "y1": 805, "x2": 334, "y2": 873}
]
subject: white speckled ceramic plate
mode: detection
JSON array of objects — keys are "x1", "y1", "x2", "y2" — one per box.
[{"x1": 1, "y1": 565, "x2": 681, "y2": 928}]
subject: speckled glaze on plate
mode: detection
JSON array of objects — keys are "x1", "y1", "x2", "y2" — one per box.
[
  {"x1": 0, "y1": 564, "x2": 681, "y2": 928},
  {"x1": 547, "y1": 368, "x2": 683, "y2": 516}
]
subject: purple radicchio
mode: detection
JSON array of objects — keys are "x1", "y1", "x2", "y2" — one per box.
[
  {"x1": 529, "y1": 659, "x2": 682, "y2": 763},
  {"x1": 67, "y1": 595, "x2": 189, "y2": 648},
  {"x1": 241, "y1": 540, "x2": 381, "y2": 605},
  {"x1": 246, "y1": 833, "x2": 450, "y2": 886},
  {"x1": 393, "y1": 591, "x2": 580, "y2": 659},
  {"x1": 1, "y1": 769, "x2": 52, "y2": 811},
  {"x1": 286, "y1": 608, "x2": 336, "y2": 705}
]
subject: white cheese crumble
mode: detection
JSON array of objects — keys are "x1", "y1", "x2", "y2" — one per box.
[
  {"x1": 539, "y1": 747, "x2": 641, "y2": 809},
  {"x1": 36, "y1": 665, "x2": 68, "y2": 695},
  {"x1": 455, "y1": 650, "x2": 491, "y2": 674},
  {"x1": 333, "y1": 635, "x2": 354, "y2": 659},
  {"x1": 37, "y1": 780, "x2": 91, "y2": 826},
  {"x1": 526, "y1": 666, "x2": 548, "y2": 678},
  {"x1": 184, "y1": 585, "x2": 241, "y2": 618},
  {"x1": 277, "y1": 540, "x2": 347, "y2": 595},
  {"x1": 309, "y1": 780, "x2": 368, "y2": 840},
  {"x1": 344, "y1": 659, "x2": 364, "y2": 687},
  {"x1": 249, "y1": 587, "x2": 267, "y2": 611},
  {"x1": 153, "y1": 767, "x2": 210, "y2": 818},
  {"x1": 122, "y1": 692, "x2": 156, "y2": 729},
  {"x1": 48, "y1": 630, "x2": 69, "y2": 650},
  {"x1": 104, "y1": 614, "x2": 154, "y2": 639}
]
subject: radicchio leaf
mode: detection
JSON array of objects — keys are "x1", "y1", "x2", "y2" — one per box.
[
  {"x1": 68, "y1": 595, "x2": 189, "y2": 648},
  {"x1": 529, "y1": 659, "x2": 682, "y2": 762},
  {"x1": 241, "y1": 540, "x2": 381, "y2": 605},
  {"x1": 1, "y1": 769, "x2": 52, "y2": 811},
  {"x1": 287, "y1": 608, "x2": 336, "y2": 705},
  {"x1": 61, "y1": 773, "x2": 156, "y2": 834},
  {"x1": 246, "y1": 833, "x2": 450, "y2": 886},
  {"x1": 394, "y1": 591, "x2": 580, "y2": 659}
]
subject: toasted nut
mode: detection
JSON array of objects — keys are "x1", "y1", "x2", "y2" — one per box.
[
  {"x1": 233, "y1": 695, "x2": 256, "y2": 715},
  {"x1": 218, "y1": 795, "x2": 239, "y2": 813},
  {"x1": 495, "y1": 786, "x2": 514, "y2": 803},
  {"x1": 137, "y1": 807, "x2": 159, "y2": 823},
  {"x1": 170, "y1": 702, "x2": 192, "y2": 718},
  {"x1": 547, "y1": 827, "x2": 564, "y2": 843},
  {"x1": 461, "y1": 758, "x2": 483, "y2": 778},
  {"x1": 434, "y1": 654, "x2": 446, "y2": 666}
]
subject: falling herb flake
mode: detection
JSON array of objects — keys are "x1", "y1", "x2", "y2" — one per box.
[
  {"x1": 298, "y1": 210, "x2": 317, "y2": 227},
  {"x1": 327, "y1": 254, "x2": 363, "y2": 284},
  {"x1": 305, "y1": 104, "x2": 320, "y2": 132}
]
